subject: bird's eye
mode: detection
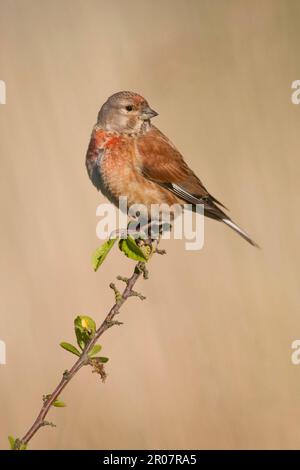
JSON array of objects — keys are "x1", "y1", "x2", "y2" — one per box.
[{"x1": 125, "y1": 105, "x2": 133, "y2": 112}]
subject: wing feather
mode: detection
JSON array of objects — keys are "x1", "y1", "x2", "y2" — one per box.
[{"x1": 137, "y1": 126, "x2": 227, "y2": 218}]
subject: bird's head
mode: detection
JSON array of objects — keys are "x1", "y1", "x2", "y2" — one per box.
[{"x1": 97, "y1": 91, "x2": 158, "y2": 134}]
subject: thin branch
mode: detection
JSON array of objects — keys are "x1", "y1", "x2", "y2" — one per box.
[{"x1": 15, "y1": 260, "x2": 148, "y2": 449}]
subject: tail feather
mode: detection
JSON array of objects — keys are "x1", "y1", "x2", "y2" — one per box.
[
  {"x1": 192, "y1": 197, "x2": 259, "y2": 247},
  {"x1": 222, "y1": 218, "x2": 259, "y2": 248}
]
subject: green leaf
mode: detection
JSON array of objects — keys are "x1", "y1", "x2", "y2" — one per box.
[
  {"x1": 74, "y1": 316, "x2": 96, "y2": 350},
  {"x1": 88, "y1": 344, "x2": 102, "y2": 358},
  {"x1": 118, "y1": 237, "x2": 150, "y2": 262},
  {"x1": 53, "y1": 400, "x2": 66, "y2": 407},
  {"x1": 75, "y1": 316, "x2": 96, "y2": 334},
  {"x1": 60, "y1": 342, "x2": 81, "y2": 357},
  {"x1": 99, "y1": 356, "x2": 109, "y2": 363},
  {"x1": 8, "y1": 435, "x2": 15, "y2": 450},
  {"x1": 92, "y1": 239, "x2": 117, "y2": 271},
  {"x1": 20, "y1": 443, "x2": 27, "y2": 450}
]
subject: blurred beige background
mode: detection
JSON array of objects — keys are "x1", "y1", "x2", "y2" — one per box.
[{"x1": 0, "y1": 0, "x2": 300, "y2": 450}]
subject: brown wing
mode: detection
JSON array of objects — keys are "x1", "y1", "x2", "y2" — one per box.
[{"x1": 137, "y1": 126, "x2": 228, "y2": 220}]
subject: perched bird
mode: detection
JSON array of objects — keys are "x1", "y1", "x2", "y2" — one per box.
[{"x1": 86, "y1": 91, "x2": 258, "y2": 246}]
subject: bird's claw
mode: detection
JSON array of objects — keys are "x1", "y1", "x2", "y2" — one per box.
[{"x1": 109, "y1": 228, "x2": 147, "y2": 240}]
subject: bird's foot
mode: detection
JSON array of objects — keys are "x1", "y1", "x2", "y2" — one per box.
[{"x1": 109, "y1": 227, "x2": 147, "y2": 240}]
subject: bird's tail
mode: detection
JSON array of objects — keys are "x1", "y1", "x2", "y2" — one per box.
[
  {"x1": 222, "y1": 218, "x2": 259, "y2": 248},
  {"x1": 192, "y1": 197, "x2": 259, "y2": 247}
]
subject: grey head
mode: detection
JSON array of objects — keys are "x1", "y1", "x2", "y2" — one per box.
[{"x1": 97, "y1": 91, "x2": 158, "y2": 134}]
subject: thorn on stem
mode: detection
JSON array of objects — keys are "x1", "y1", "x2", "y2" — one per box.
[
  {"x1": 42, "y1": 394, "x2": 51, "y2": 404},
  {"x1": 139, "y1": 263, "x2": 149, "y2": 279},
  {"x1": 116, "y1": 275, "x2": 129, "y2": 284},
  {"x1": 106, "y1": 319, "x2": 124, "y2": 327},
  {"x1": 155, "y1": 248, "x2": 166, "y2": 255},
  {"x1": 41, "y1": 421, "x2": 56, "y2": 428},
  {"x1": 130, "y1": 290, "x2": 146, "y2": 300},
  {"x1": 109, "y1": 282, "x2": 122, "y2": 303}
]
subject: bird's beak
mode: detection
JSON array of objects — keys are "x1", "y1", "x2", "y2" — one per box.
[{"x1": 141, "y1": 106, "x2": 159, "y2": 120}]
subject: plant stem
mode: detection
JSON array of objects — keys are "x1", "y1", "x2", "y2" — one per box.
[{"x1": 17, "y1": 261, "x2": 147, "y2": 449}]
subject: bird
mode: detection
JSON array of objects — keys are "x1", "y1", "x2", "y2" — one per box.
[{"x1": 86, "y1": 91, "x2": 258, "y2": 247}]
